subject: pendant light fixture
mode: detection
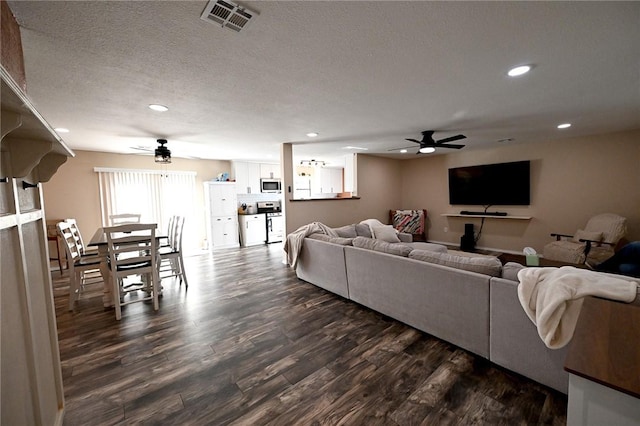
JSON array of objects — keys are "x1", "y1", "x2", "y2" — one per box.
[{"x1": 154, "y1": 139, "x2": 171, "y2": 163}]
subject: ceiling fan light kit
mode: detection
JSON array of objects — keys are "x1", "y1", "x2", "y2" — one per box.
[
  {"x1": 154, "y1": 139, "x2": 172, "y2": 163},
  {"x1": 391, "y1": 130, "x2": 467, "y2": 154}
]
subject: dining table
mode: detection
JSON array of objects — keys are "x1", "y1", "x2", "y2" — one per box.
[{"x1": 88, "y1": 226, "x2": 166, "y2": 308}]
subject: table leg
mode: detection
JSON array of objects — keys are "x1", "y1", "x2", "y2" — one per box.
[{"x1": 97, "y1": 245, "x2": 113, "y2": 308}]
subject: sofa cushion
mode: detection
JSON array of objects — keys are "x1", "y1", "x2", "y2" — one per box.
[
  {"x1": 333, "y1": 224, "x2": 357, "y2": 238},
  {"x1": 401, "y1": 242, "x2": 448, "y2": 253},
  {"x1": 307, "y1": 233, "x2": 354, "y2": 245},
  {"x1": 409, "y1": 249, "x2": 502, "y2": 277},
  {"x1": 502, "y1": 262, "x2": 525, "y2": 281},
  {"x1": 352, "y1": 236, "x2": 412, "y2": 257},
  {"x1": 371, "y1": 225, "x2": 401, "y2": 243},
  {"x1": 355, "y1": 224, "x2": 373, "y2": 238}
]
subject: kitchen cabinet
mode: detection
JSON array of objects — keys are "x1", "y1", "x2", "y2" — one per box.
[
  {"x1": 239, "y1": 214, "x2": 267, "y2": 247},
  {"x1": 260, "y1": 163, "x2": 280, "y2": 179},
  {"x1": 313, "y1": 167, "x2": 343, "y2": 194},
  {"x1": 233, "y1": 161, "x2": 261, "y2": 194},
  {"x1": 204, "y1": 182, "x2": 239, "y2": 249},
  {"x1": 233, "y1": 161, "x2": 280, "y2": 194}
]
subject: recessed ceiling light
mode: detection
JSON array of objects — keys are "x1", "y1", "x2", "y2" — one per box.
[
  {"x1": 343, "y1": 146, "x2": 369, "y2": 151},
  {"x1": 419, "y1": 147, "x2": 436, "y2": 154},
  {"x1": 507, "y1": 65, "x2": 532, "y2": 77},
  {"x1": 557, "y1": 123, "x2": 571, "y2": 129},
  {"x1": 148, "y1": 104, "x2": 169, "y2": 112},
  {"x1": 54, "y1": 127, "x2": 69, "y2": 133},
  {"x1": 400, "y1": 149, "x2": 408, "y2": 154},
  {"x1": 306, "y1": 132, "x2": 319, "y2": 138}
]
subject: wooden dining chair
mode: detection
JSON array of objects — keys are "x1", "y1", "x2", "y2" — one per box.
[
  {"x1": 159, "y1": 216, "x2": 188, "y2": 288},
  {"x1": 57, "y1": 221, "x2": 103, "y2": 311},
  {"x1": 108, "y1": 213, "x2": 142, "y2": 226},
  {"x1": 104, "y1": 223, "x2": 160, "y2": 320},
  {"x1": 64, "y1": 218, "x2": 98, "y2": 256}
]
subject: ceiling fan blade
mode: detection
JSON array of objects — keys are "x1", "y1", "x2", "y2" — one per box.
[
  {"x1": 388, "y1": 146, "x2": 418, "y2": 151},
  {"x1": 438, "y1": 143, "x2": 465, "y2": 149},
  {"x1": 405, "y1": 138, "x2": 421, "y2": 144},
  {"x1": 437, "y1": 134, "x2": 466, "y2": 144}
]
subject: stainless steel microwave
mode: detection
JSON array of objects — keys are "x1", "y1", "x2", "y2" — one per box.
[{"x1": 260, "y1": 178, "x2": 281, "y2": 193}]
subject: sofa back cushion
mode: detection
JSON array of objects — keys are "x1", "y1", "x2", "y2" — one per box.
[
  {"x1": 502, "y1": 261, "x2": 525, "y2": 281},
  {"x1": 352, "y1": 236, "x2": 412, "y2": 257},
  {"x1": 355, "y1": 224, "x2": 372, "y2": 238},
  {"x1": 307, "y1": 233, "x2": 354, "y2": 245},
  {"x1": 333, "y1": 224, "x2": 358, "y2": 238},
  {"x1": 409, "y1": 249, "x2": 502, "y2": 277}
]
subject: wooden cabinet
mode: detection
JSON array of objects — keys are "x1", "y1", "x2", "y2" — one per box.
[
  {"x1": 1, "y1": 67, "x2": 71, "y2": 425},
  {"x1": 238, "y1": 214, "x2": 266, "y2": 247},
  {"x1": 204, "y1": 182, "x2": 239, "y2": 249}
]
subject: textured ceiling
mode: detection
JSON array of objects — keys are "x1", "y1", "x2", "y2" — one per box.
[{"x1": 7, "y1": 1, "x2": 640, "y2": 165}]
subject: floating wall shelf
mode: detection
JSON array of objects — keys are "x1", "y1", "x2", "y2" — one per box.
[{"x1": 442, "y1": 214, "x2": 532, "y2": 220}]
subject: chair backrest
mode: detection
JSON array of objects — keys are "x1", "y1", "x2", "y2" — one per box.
[
  {"x1": 171, "y1": 216, "x2": 185, "y2": 252},
  {"x1": 109, "y1": 213, "x2": 142, "y2": 226},
  {"x1": 166, "y1": 215, "x2": 176, "y2": 247},
  {"x1": 104, "y1": 223, "x2": 157, "y2": 273},
  {"x1": 57, "y1": 221, "x2": 82, "y2": 262},
  {"x1": 64, "y1": 218, "x2": 87, "y2": 254},
  {"x1": 584, "y1": 213, "x2": 627, "y2": 244}
]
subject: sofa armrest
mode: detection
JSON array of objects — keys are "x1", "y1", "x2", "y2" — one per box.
[{"x1": 398, "y1": 232, "x2": 413, "y2": 243}]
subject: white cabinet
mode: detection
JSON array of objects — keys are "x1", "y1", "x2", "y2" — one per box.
[
  {"x1": 204, "y1": 182, "x2": 239, "y2": 249},
  {"x1": 260, "y1": 163, "x2": 280, "y2": 179},
  {"x1": 313, "y1": 167, "x2": 343, "y2": 193},
  {"x1": 211, "y1": 216, "x2": 239, "y2": 248},
  {"x1": 239, "y1": 214, "x2": 267, "y2": 247},
  {"x1": 233, "y1": 161, "x2": 261, "y2": 194},
  {"x1": 233, "y1": 162, "x2": 280, "y2": 194}
]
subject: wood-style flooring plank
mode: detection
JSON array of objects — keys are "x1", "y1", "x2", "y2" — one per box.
[{"x1": 53, "y1": 243, "x2": 567, "y2": 425}]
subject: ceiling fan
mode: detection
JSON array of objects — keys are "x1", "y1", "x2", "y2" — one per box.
[
  {"x1": 131, "y1": 138, "x2": 172, "y2": 163},
  {"x1": 391, "y1": 130, "x2": 466, "y2": 154}
]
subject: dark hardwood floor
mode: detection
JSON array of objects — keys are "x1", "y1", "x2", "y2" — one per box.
[{"x1": 52, "y1": 243, "x2": 567, "y2": 425}]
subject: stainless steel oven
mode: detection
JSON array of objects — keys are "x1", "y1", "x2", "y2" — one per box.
[{"x1": 257, "y1": 201, "x2": 283, "y2": 243}]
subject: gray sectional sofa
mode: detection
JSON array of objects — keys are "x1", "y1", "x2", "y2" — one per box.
[{"x1": 295, "y1": 234, "x2": 571, "y2": 393}]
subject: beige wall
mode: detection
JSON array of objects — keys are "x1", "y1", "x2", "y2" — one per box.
[
  {"x1": 42, "y1": 150, "x2": 232, "y2": 248},
  {"x1": 46, "y1": 129, "x2": 639, "y2": 257},
  {"x1": 400, "y1": 129, "x2": 640, "y2": 253}
]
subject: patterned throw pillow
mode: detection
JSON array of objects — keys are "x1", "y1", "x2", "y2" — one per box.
[{"x1": 391, "y1": 209, "x2": 426, "y2": 240}]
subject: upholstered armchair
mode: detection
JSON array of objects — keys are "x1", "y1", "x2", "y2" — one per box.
[{"x1": 543, "y1": 213, "x2": 627, "y2": 265}]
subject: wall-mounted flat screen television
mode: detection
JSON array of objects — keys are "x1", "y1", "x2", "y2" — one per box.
[{"x1": 448, "y1": 160, "x2": 530, "y2": 205}]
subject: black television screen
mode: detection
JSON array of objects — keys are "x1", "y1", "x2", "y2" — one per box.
[{"x1": 448, "y1": 160, "x2": 530, "y2": 206}]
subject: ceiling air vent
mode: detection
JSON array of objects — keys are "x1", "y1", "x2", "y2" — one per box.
[{"x1": 200, "y1": 0, "x2": 258, "y2": 33}]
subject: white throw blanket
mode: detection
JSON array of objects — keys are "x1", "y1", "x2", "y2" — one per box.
[
  {"x1": 517, "y1": 266, "x2": 638, "y2": 349},
  {"x1": 283, "y1": 222, "x2": 338, "y2": 269},
  {"x1": 359, "y1": 218, "x2": 386, "y2": 237}
]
